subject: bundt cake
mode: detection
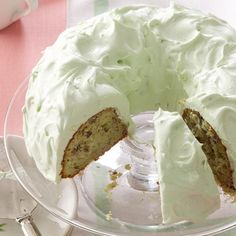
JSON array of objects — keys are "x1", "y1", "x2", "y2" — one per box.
[{"x1": 23, "y1": 3, "x2": 236, "y2": 222}]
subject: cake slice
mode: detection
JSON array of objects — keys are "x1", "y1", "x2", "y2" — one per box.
[{"x1": 154, "y1": 109, "x2": 220, "y2": 224}]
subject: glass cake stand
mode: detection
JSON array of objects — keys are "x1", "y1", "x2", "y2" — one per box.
[{"x1": 4, "y1": 78, "x2": 236, "y2": 236}]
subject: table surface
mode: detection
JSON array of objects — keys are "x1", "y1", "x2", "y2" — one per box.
[
  {"x1": 1, "y1": 0, "x2": 236, "y2": 235},
  {"x1": 0, "y1": 0, "x2": 66, "y2": 135}
]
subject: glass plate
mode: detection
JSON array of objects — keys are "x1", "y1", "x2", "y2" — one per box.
[{"x1": 4, "y1": 77, "x2": 236, "y2": 236}]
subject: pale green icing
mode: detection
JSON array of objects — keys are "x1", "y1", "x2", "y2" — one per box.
[
  {"x1": 154, "y1": 109, "x2": 220, "y2": 224},
  {"x1": 23, "y1": 3, "x2": 236, "y2": 183}
]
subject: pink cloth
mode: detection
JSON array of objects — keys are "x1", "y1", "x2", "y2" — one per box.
[{"x1": 0, "y1": 0, "x2": 66, "y2": 134}]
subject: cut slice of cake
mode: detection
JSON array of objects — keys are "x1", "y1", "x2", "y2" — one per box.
[{"x1": 154, "y1": 109, "x2": 220, "y2": 224}]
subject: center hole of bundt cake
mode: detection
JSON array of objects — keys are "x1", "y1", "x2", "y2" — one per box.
[{"x1": 182, "y1": 108, "x2": 235, "y2": 194}]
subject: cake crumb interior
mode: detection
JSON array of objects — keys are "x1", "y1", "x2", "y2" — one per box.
[
  {"x1": 182, "y1": 108, "x2": 235, "y2": 194},
  {"x1": 60, "y1": 108, "x2": 128, "y2": 178}
]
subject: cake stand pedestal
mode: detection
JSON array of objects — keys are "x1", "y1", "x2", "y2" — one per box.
[{"x1": 77, "y1": 112, "x2": 163, "y2": 225}]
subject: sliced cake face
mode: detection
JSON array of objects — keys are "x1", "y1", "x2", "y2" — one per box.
[
  {"x1": 186, "y1": 93, "x2": 236, "y2": 192},
  {"x1": 182, "y1": 108, "x2": 235, "y2": 193},
  {"x1": 61, "y1": 108, "x2": 128, "y2": 178},
  {"x1": 153, "y1": 109, "x2": 220, "y2": 224}
]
